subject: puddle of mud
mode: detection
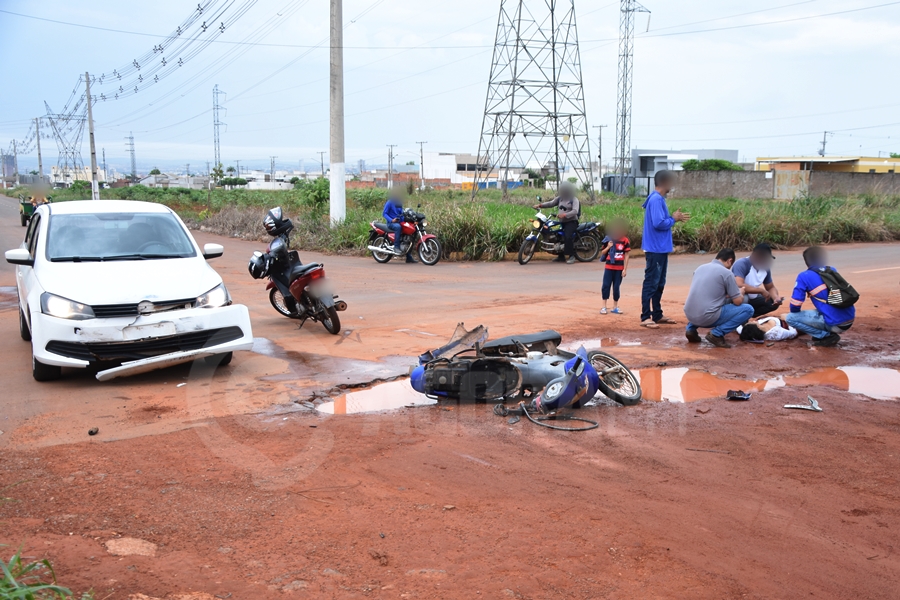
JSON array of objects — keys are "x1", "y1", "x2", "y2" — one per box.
[
  {"x1": 636, "y1": 366, "x2": 900, "y2": 402},
  {"x1": 0, "y1": 286, "x2": 18, "y2": 312},
  {"x1": 317, "y1": 379, "x2": 436, "y2": 415},
  {"x1": 560, "y1": 337, "x2": 642, "y2": 351},
  {"x1": 250, "y1": 337, "x2": 412, "y2": 382}
]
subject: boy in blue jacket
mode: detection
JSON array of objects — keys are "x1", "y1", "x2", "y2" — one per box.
[{"x1": 786, "y1": 246, "x2": 855, "y2": 347}]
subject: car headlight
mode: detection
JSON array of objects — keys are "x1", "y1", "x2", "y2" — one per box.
[
  {"x1": 41, "y1": 292, "x2": 95, "y2": 320},
  {"x1": 196, "y1": 283, "x2": 232, "y2": 308}
]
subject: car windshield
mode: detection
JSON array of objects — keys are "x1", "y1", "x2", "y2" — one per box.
[{"x1": 46, "y1": 212, "x2": 197, "y2": 261}]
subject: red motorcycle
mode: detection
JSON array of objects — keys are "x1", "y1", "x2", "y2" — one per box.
[
  {"x1": 248, "y1": 208, "x2": 347, "y2": 335},
  {"x1": 366, "y1": 207, "x2": 442, "y2": 266}
]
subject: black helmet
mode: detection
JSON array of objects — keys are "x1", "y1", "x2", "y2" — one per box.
[
  {"x1": 263, "y1": 206, "x2": 293, "y2": 237},
  {"x1": 248, "y1": 251, "x2": 270, "y2": 280}
]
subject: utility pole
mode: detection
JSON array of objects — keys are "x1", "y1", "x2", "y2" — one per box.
[
  {"x1": 35, "y1": 117, "x2": 44, "y2": 182},
  {"x1": 206, "y1": 160, "x2": 211, "y2": 177},
  {"x1": 270, "y1": 156, "x2": 277, "y2": 189},
  {"x1": 593, "y1": 124, "x2": 607, "y2": 183},
  {"x1": 85, "y1": 72, "x2": 100, "y2": 200},
  {"x1": 416, "y1": 141, "x2": 428, "y2": 190},
  {"x1": 317, "y1": 151, "x2": 326, "y2": 177},
  {"x1": 235, "y1": 160, "x2": 241, "y2": 176},
  {"x1": 125, "y1": 132, "x2": 136, "y2": 183},
  {"x1": 386, "y1": 144, "x2": 397, "y2": 189},
  {"x1": 101, "y1": 148, "x2": 106, "y2": 182},
  {"x1": 329, "y1": 0, "x2": 347, "y2": 223},
  {"x1": 12, "y1": 140, "x2": 17, "y2": 179},
  {"x1": 818, "y1": 131, "x2": 832, "y2": 157},
  {"x1": 213, "y1": 84, "x2": 226, "y2": 169}
]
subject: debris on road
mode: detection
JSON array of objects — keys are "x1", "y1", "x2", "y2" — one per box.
[
  {"x1": 88, "y1": 427, "x2": 99, "y2": 436},
  {"x1": 785, "y1": 395, "x2": 823, "y2": 412}
]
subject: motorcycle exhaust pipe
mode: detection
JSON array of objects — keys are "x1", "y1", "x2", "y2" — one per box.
[
  {"x1": 367, "y1": 245, "x2": 391, "y2": 253},
  {"x1": 334, "y1": 299, "x2": 348, "y2": 312}
]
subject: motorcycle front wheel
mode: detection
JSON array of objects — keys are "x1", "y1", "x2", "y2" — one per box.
[
  {"x1": 418, "y1": 238, "x2": 442, "y2": 266},
  {"x1": 269, "y1": 288, "x2": 300, "y2": 319},
  {"x1": 371, "y1": 236, "x2": 394, "y2": 263},
  {"x1": 575, "y1": 234, "x2": 601, "y2": 262},
  {"x1": 517, "y1": 239, "x2": 537, "y2": 265},
  {"x1": 588, "y1": 351, "x2": 642, "y2": 405}
]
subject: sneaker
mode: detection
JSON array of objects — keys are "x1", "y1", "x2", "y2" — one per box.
[
  {"x1": 685, "y1": 328, "x2": 701, "y2": 344},
  {"x1": 566, "y1": 256, "x2": 576, "y2": 264},
  {"x1": 705, "y1": 332, "x2": 731, "y2": 348},
  {"x1": 812, "y1": 333, "x2": 841, "y2": 347},
  {"x1": 406, "y1": 254, "x2": 417, "y2": 263},
  {"x1": 553, "y1": 256, "x2": 567, "y2": 263}
]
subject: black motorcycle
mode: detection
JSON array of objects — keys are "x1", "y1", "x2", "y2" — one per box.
[{"x1": 517, "y1": 197, "x2": 602, "y2": 265}]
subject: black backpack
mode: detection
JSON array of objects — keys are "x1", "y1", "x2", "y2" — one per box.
[{"x1": 814, "y1": 267, "x2": 859, "y2": 308}]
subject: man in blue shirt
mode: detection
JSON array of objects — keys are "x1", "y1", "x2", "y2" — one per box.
[
  {"x1": 640, "y1": 170, "x2": 690, "y2": 328},
  {"x1": 382, "y1": 190, "x2": 415, "y2": 263},
  {"x1": 786, "y1": 246, "x2": 855, "y2": 347}
]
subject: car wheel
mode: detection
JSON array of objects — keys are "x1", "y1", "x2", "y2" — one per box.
[
  {"x1": 33, "y1": 354, "x2": 61, "y2": 382},
  {"x1": 205, "y1": 352, "x2": 233, "y2": 367},
  {"x1": 21, "y1": 213, "x2": 28, "y2": 227},
  {"x1": 19, "y1": 306, "x2": 31, "y2": 342}
]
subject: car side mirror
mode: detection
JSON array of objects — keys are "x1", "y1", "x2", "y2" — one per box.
[
  {"x1": 6, "y1": 248, "x2": 34, "y2": 267},
  {"x1": 203, "y1": 243, "x2": 224, "y2": 260}
]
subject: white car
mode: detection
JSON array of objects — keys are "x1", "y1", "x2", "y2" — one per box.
[{"x1": 5, "y1": 200, "x2": 253, "y2": 382}]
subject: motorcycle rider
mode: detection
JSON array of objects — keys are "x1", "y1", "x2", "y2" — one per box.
[
  {"x1": 533, "y1": 181, "x2": 581, "y2": 264},
  {"x1": 382, "y1": 189, "x2": 415, "y2": 263}
]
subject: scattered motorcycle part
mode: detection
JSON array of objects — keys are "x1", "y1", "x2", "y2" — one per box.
[
  {"x1": 88, "y1": 427, "x2": 99, "y2": 436},
  {"x1": 519, "y1": 401, "x2": 599, "y2": 432},
  {"x1": 726, "y1": 390, "x2": 752, "y2": 401},
  {"x1": 784, "y1": 395, "x2": 823, "y2": 412}
]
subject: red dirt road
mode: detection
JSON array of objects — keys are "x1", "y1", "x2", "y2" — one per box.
[{"x1": 1, "y1": 196, "x2": 899, "y2": 599}]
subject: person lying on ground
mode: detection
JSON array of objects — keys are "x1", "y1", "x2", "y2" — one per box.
[
  {"x1": 683, "y1": 248, "x2": 754, "y2": 348},
  {"x1": 737, "y1": 316, "x2": 798, "y2": 342},
  {"x1": 732, "y1": 243, "x2": 784, "y2": 317},
  {"x1": 600, "y1": 218, "x2": 631, "y2": 315},
  {"x1": 785, "y1": 246, "x2": 856, "y2": 347},
  {"x1": 640, "y1": 170, "x2": 691, "y2": 328}
]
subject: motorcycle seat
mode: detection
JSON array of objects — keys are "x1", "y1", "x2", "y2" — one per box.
[
  {"x1": 372, "y1": 222, "x2": 390, "y2": 232},
  {"x1": 576, "y1": 222, "x2": 596, "y2": 232},
  {"x1": 482, "y1": 330, "x2": 562, "y2": 355},
  {"x1": 289, "y1": 262, "x2": 321, "y2": 281}
]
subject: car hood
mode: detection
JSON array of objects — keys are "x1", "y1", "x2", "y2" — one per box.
[{"x1": 36, "y1": 256, "x2": 223, "y2": 306}]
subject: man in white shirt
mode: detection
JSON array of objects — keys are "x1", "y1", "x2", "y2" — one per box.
[{"x1": 732, "y1": 243, "x2": 784, "y2": 318}]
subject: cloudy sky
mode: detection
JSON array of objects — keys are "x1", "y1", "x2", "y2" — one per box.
[{"x1": 1, "y1": 0, "x2": 899, "y2": 174}]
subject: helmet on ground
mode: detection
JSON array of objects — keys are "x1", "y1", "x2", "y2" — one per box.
[{"x1": 248, "y1": 251, "x2": 270, "y2": 279}]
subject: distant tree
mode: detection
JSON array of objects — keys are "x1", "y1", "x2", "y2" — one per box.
[
  {"x1": 891, "y1": 153, "x2": 900, "y2": 159},
  {"x1": 211, "y1": 162, "x2": 225, "y2": 183},
  {"x1": 226, "y1": 165, "x2": 236, "y2": 174},
  {"x1": 149, "y1": 168, "x2": 161, "y2": 175},
  {"x1": 28, "y1": 169, "x2": 38, "y2": 176},
  {"x1": 220, "y1": 177, "x2": 248, "y2": 187},
  {"x1": 406, "y1": 160, "x2": 415, "y2": 166},
  {"x1": 567, "y1": 177, "x2": 578, "y2": 184},
  {"x1": 681, "y1": 158, "x2": 743, "y2": 172}
]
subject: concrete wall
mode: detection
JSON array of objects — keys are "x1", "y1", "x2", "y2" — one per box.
[{"x1": 668, "y1": 170, "x2": 900, "y2": 199}]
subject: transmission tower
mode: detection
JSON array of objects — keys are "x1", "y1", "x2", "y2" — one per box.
[
  {"x1": 613, "y1": 0, "x2": 650, "y2": 195},
  {"x1": 125, "y1": 132, "x2": 137, "y2": 183},
  {"x1": 213, "y1": 84, "x2": 226, "y2": 168},
  {"x1": 474, "y1": 0, "x2": 593, "y2": 199},
  {"x1": 44, "y1": 102, "x2": 86, "y2": 183}
]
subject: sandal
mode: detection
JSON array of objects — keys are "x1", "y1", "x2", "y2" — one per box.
[
  {"x1": 611, "y1": 308, "x2": 623, "y2": 315},
  {"x1": 640, "y1": 321, "x2": 660, "y2": 329},
  {"x1": 600, "y1": 308, "x2": 608, "y2": 315},
  {"x1": 656, "y1": 317, "x2": 678, "y2": 325}
]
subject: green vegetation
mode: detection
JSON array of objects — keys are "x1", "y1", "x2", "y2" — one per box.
[
  {"x1": 1, "y1": 549, "x2": 93, "y2": 600},
  {"x1": 5, "y1": 185, "x2": 900, "y2": 259},
  {"x1": 149, "y1": 168, "x2": 161, "y2": 175},
  {"x1": 681, "y1": 158, "x2": 745, "y2": 172}
]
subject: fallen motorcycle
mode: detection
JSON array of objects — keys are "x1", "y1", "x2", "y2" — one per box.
[
  {"x1": 517, "y1": 200, "x2": 602, "y2": 265},
  {"x1": 367, "y1": 206, "x2": 442, "y2": 265},
  {"x1": 410, "y1": 326, "x2": 642, "y2": 407},
  {"x1": 247, "y1": 207, "x2": 347, "y2": 334}
]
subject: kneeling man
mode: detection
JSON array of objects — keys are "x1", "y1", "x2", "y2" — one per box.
[{"x1": 684, "y1": 248, "x2": 754, "y2": 348}]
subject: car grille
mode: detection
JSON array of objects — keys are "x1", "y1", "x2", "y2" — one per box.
[
  {"x1": 91, "y1": 298, "x2": 196, "y2": 319},
  {"x1": 46, "y1": 326, "x2": 244, "y2": 362}
]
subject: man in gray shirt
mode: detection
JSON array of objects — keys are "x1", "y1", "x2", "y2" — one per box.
[
  {"x1": 534, "y1": 182, "x2": 581, "y2": 264},
  {"x1": 684, "y1": 248, "x2": 754, "y2": 348}
]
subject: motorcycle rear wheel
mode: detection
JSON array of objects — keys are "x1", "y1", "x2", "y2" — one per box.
[
  {"x1": 588, "y1": 351, "x2": 642, "y2": 405},
  {"x1": 575, "y1": 234, "x2": 601, "y2": 262},
  {"x1": 418, "y1": 238, "x2": 442, "y2": 266},
  {"x1": 371, "y1": 236, "x2": 394, "y2": 263},
  {"x1": 517, "y1": 239, "x2": 537, "y2": 265},
  {"x1": 269, "y1": 288, "x2": 300, "y2": 319},
  {"x1": 321, "y1": 305, "x2": 341, "y2": 335}
]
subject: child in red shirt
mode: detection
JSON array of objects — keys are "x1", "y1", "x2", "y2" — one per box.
[{"x1": 600, "y1": 219, "x2": 631, "y2": 315}]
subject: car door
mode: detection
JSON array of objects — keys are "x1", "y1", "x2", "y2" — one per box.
[{"x1": 17, "y1": 212, "x2": 43, "y2": 323}]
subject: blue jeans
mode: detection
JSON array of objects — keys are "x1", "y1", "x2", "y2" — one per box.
[
  {"x1": 786, "y1": 310, "x2": 851, "y2": 339},
  {"x1": 687, "y1": 303, "x2": 754, "y2": 338},
  {"x1": 641, "y1": 252, "x2": 668, "y2": 322},
  {"x1": 386, "y1": 222, "x2": 403, "y2": 249},
  {"x1": 602, "y1": 269, "x2": 623, "y2": 301}
]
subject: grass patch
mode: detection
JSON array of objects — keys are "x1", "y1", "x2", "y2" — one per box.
[
  {"x1": 6, "y1": 186, "x2": 900, "y2": 259},
  {"x1": 1, "y1": 548, "x2": 93, "y2": 599}
]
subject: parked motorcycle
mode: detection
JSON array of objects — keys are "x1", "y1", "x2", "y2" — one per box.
[
  {"x1": 410, "y1": 327, "x2": 642, "y2": 407},
  {"x1": 517, "y1": 198, "x2": 602, "y2": 265},
  {"x1": 367, "y1": 206, "x2": 442, "y2": 266},
  {"x1": 247, "y1": 207, "x2": 347, "y2": 334}
]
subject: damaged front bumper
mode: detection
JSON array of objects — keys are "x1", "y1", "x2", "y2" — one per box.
[{"x1": 30, "y1": 304, "x2": 254, "y2": 379}]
